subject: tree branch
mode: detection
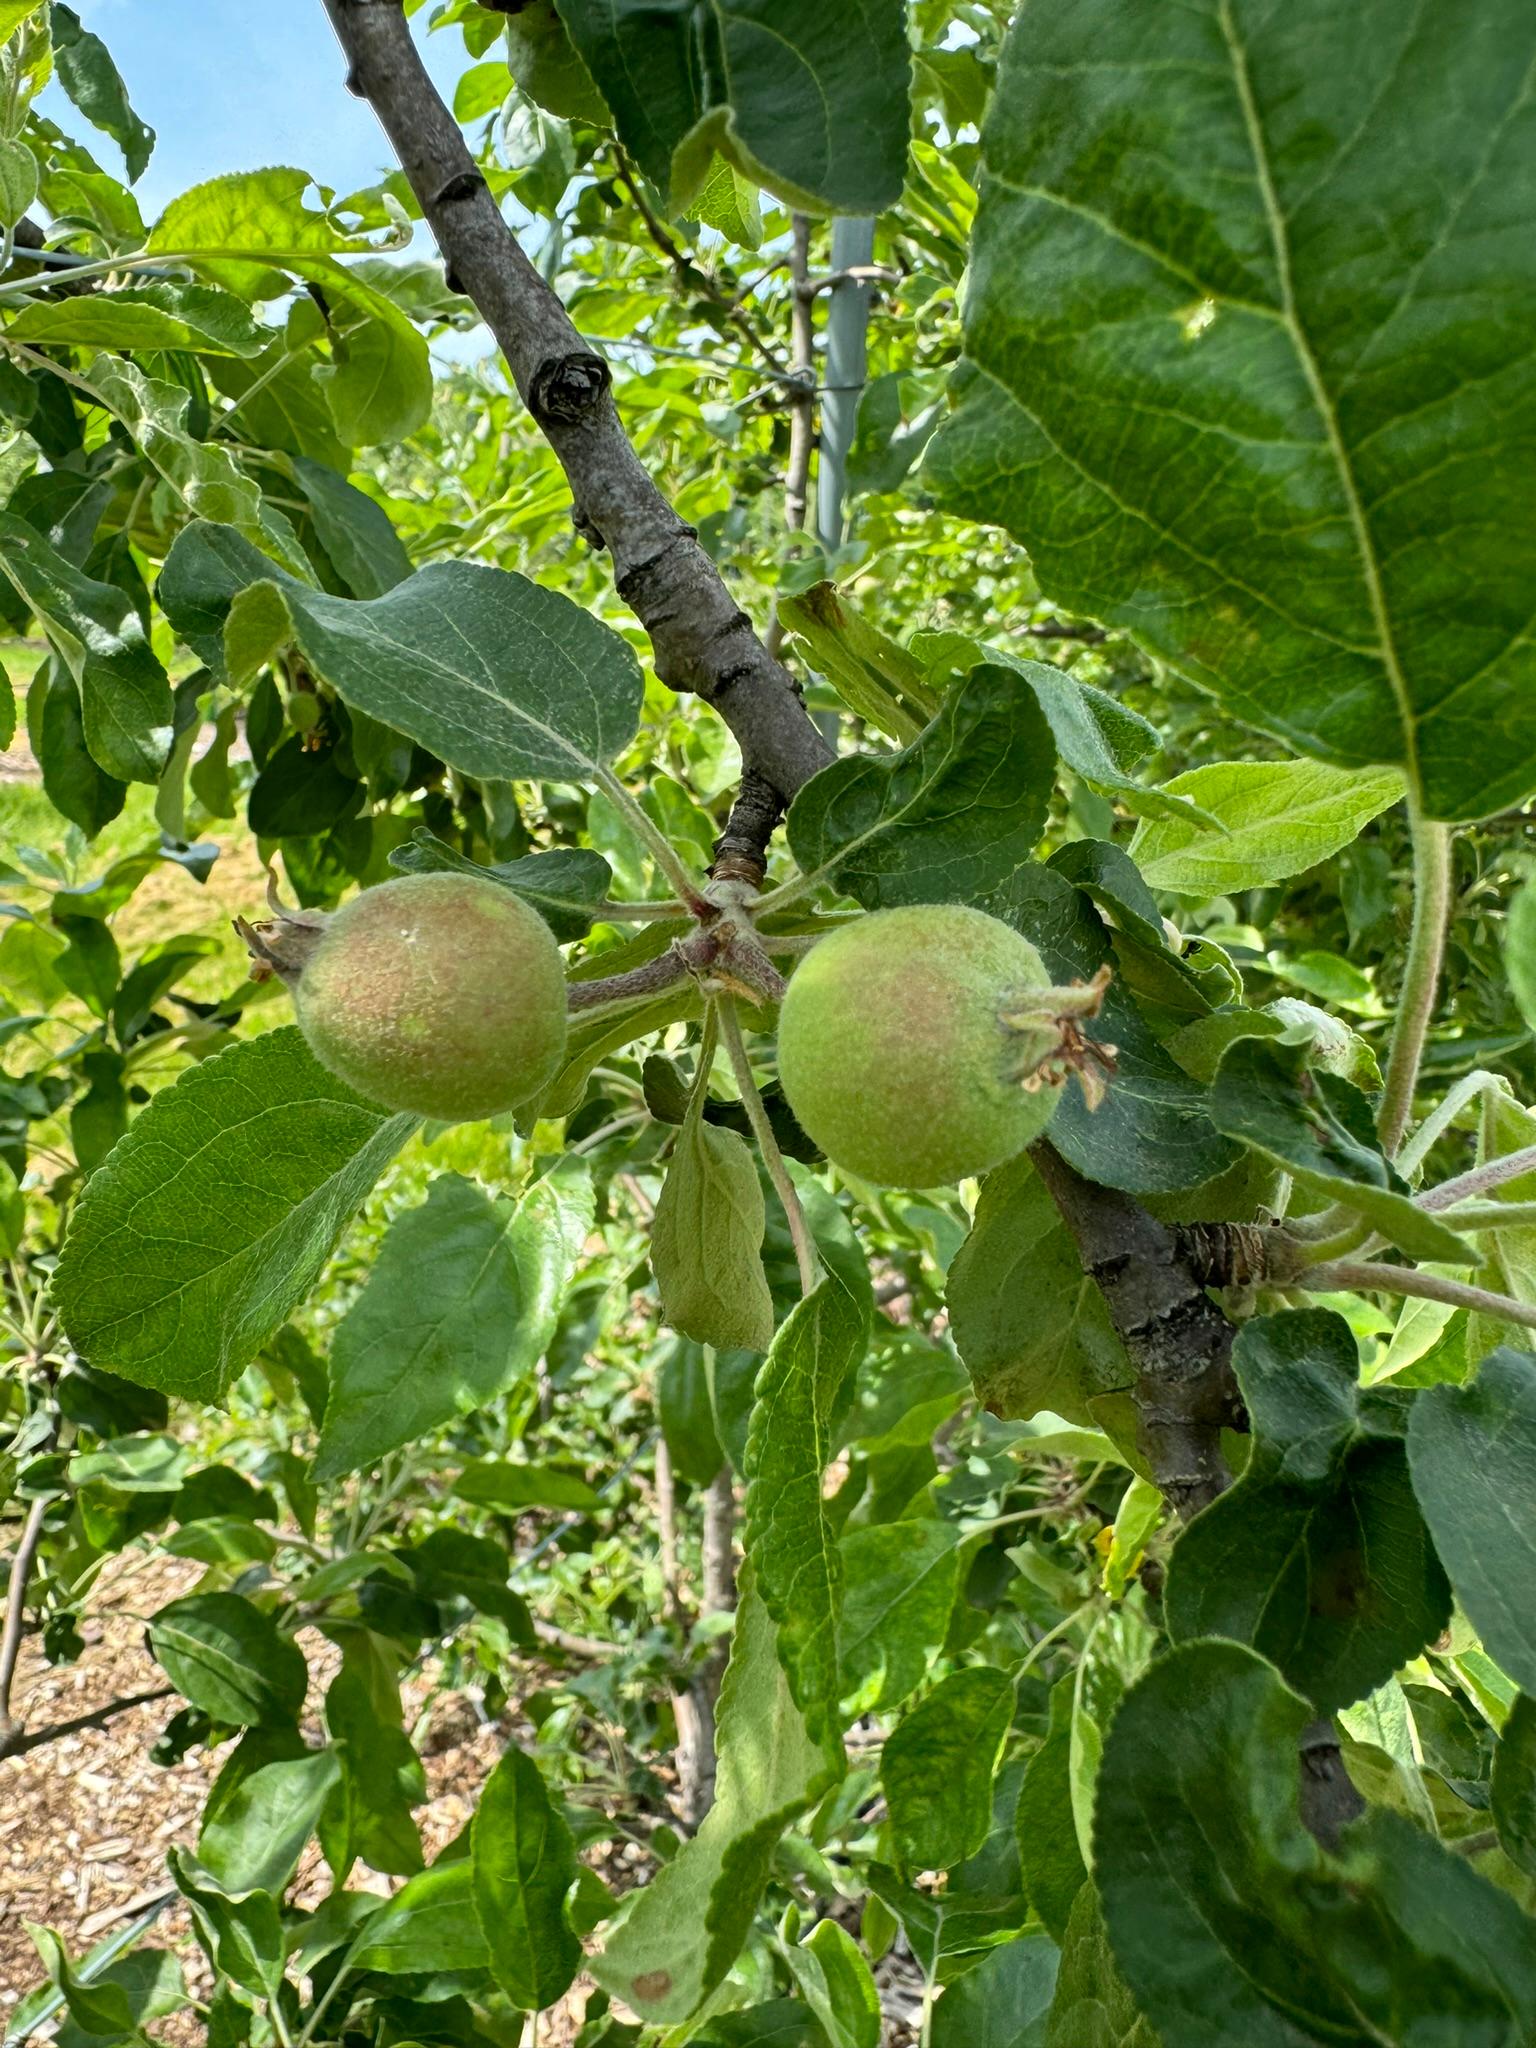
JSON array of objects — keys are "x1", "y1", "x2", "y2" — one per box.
[
  {"x1": 1026, "y1": 1143, "x2": 1244, "y2": 1515},
  {"x1": 320, "y1": 0, "x2": 833, "y2": 834}
]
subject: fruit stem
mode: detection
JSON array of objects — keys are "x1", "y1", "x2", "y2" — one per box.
[
  {"x1": 594, "y1": 766, "x2": 711, "y2": 914},
  {"x1": 1377, "y1": 801, "x2": 1452, "y2": 1159},
  {"x1": 717, "y1": 995, "x2": 820, "y2": 1298}
]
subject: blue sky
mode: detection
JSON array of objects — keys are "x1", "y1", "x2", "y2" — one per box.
[{"x1": 39, "y1": 0, "x2": 474, "y2": 220}]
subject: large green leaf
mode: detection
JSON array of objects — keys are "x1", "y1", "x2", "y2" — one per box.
[
  {"x1": 1097, "y1": 1640, "x2": 1536, "y2": 2048},
  {"x1": 198, "y1": 1749, "x2": 340, "y2": 1897},
  {"x1": 838, "y1": 1519, "x2": 961, "y2": 1717},
  {"x1": 1210, "y1": 1037, "x2": 1472, "y2": 1263},
  {"x1": 927, "y1": 0, "x2": 1536, "y2": 822},
  {"x1": 0, "y1": 511, "x2": 172, "y2": 783},
  {"x1": 314, "y1": 1164, "x2": 592, "y2": 1479},
  {"x1": 745, "y1": 1271, "x2": 869, "y2": 1749},
  {"x1": 1017, "y1": 1678, "x2": 1089, "y2": 1946},
  {"x1": 55, "y1": 1028, "x2": 417, "y2": 1403},
  {"x1": 4, "y1": 284, "x2": 268, "y2": 356},
  {"x1": 1166, "y1": 1310, "x2": 1450, "y2": 1711},
  {"x1": 149, "y1": 1593, "x2": 307, "y2": 1728},
  {"x1": 158, "y1": 520, "x2": 645, "y2": 782},
  {"x1": 1046, "y1": 1887, "x2": 1159, "y2": 2048},
  {"x1": 52, "y1": 3, "x2": 155, "y2": 181},
  {"x1": 389, "y1": 829, "x2": 612, "y2": 942},
  {"x1": 292, "y1": 457, "x2": 412, "y2": 599},
  {"x1": 349, "y1": 1861, "x2": 490, "y2": 1975},
  {"x1": 592, "y1": 1576, "x2": 840, "y2": 2023},
  {"x1": 322, "y1": 1668, "x2": 425, "y2": 1880},
  {"x1": 947, "y1": 1152, "x2": 1130, "y2": 1427},
  {"x1": 1129, "y1": 761, "x2": 1404, "y2": 896},
  {"x1": 89, "y1": 354, "x2": 311, "y2": 577},
  {"x1": 553, "y1": 0, "x2": 911, "y2": 215},
  {"x1": 779, "y1": 582, "x2": 939, "y2": 745},
  {"x1": 471, "y1": 1745, "x2": 582, "y2": 2012},
  {"x1": 652, "y1": 1106, "x2": 775, "y2": 1353},
  {"x1": 882, "y1": 1667, "x2": 1014, "y2": 1876},
  {"x1": 934, "y1": 1932, "x2": 1059, "y2": 2048},
  {"x1": 785, "y1": 662, "x2": 1055, "y2": 908},
  {"x1": 1408, "y1": 1349, "x2": 1536, "y2": 1696}
]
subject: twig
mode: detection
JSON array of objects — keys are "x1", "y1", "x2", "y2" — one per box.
[
  {"x1": 0, "y1": 1494, "x2": 50, "y2": 1751},
  {"x1": 1378, "y1": 805, "x2": 1451, "y2": 1157},
  {"x1": 611, "y1": 143, "x2": 789, "y2": 379},
  {"x1": 1305, "y1": 1259, "x2": 1536, "y2": 1332},
  {"x1": 2, "y1": 1687, "x2": 175, "y2": 1760},
  {"x1": 1419, "y1": 1143, "x2": 1536, "y2": 1211},
  {"x1": 717, "y1": 996, "x2": 819, "y2": 1298},
  {"x1": 782, "y1": 215, "x2": 817, "y2": 541}
]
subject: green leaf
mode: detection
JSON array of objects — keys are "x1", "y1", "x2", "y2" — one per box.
[
  {"x1": 934, "y1": 1932, "x2": 1060, "y2": 2048},
  {"x1": 1166, "y1": 1310, "x2": 1451, "y2": 1711},
  {"x1": 52, "y1": 4, "x2": 155, "y2": 182},
  {"x1": 785, "y1": 662, "x2": 1055, "y2": 908},
  {"x1": 158, "y1": 519, "x2": 645, "y2": 782},
  {"x1": 0, "y1": 511, "x2": 172, "y2": 783},
  {"x1": 315, "y1": 1163, "x2": 593, "y2": 1479},
  {"x1": 592, "y1": 1575, "x2": 840, "y2": 2024},
  {"x1": 1045, "y1": 1886, "x2": 1159, "y2": 2048},
  {"x1": 167, "y1": 1846, "x2": 285, "y2": 2000},
  {"x1": 1492, "y1": 1693, "x2": 1536, "y2": 1881},
  {"x1": 783, "y1": 1921, "x2": 881, "y2": 2048},
  {"x1": 1129, "y1": 761, "x2": 1404, "y2": 895},
  {"x1": 452, "y1": 1461, "x2": 598, "y2": 1511},
  {"x1": 652, "y1": 1101, "x2": 775, "y2": 1353},
  {"x1": 149, "y1": 1593, "x2": 307, "y2": 1728},
  {"x1": 1210, "y1": 1036, "x2": 1473, "y2": 1264},
  {"x1": 401, "y1": 1528, "x2": 534, "y2": 1643},
  {"x1": 948, "y1": 1152, "x2": 1130, "y2": 1426},
  {"x1": 1506, "y1": 884, "x2": 1536, "y2": 1038},
  {"x1": 658, "y1": 1339, "x2": 727, "y2": 1487},
  {"x1": 927, "y1": 0, "x2": 1536, "y2": 822},
  {"x1": 504, "y1": 0, "x2": 607, "y2": 124},
  {"x1": 882, "y1": 1667, "x2": 1014, "y2": 1875},
  {"x1": 1016, "y1": 1677, "x2": 1089, "y2": 1945},
  {"x1": 994, "y1": 863, "x2": 1240, "y2": 1193},
  {"x1": 913, "y1": 632, "x2": 1180, "y2": 819},
  {"x1": 56, "y1": 1028, "x2": 417, "y2": 1403},
  {"x1": 292, "y1": 457, "x2": 412, "y2": 598},
  {"x1": 322, "y1": 1667, "x2": 425, "y2": 1879},
  {"x1": 553, "y1": 0, "x2": 911, "y2": 215},
  {"x1": 150, "y1": 166, "x2": 386, "y2": 295},
  {"x1": 198, "y1": 1749, "x2": 341, "y2": 1896},
  {"x1": 1408, "y1": 1348, "x2": 1536, "y2": 1695},
  {"x1": 0, "y1": 137, "x2": 37, "y2": 227},
  {"x1": 314, "y1": 275, "x2": 434, "y2": 449},
  {"x1": 67, "y1": 1432, "x2": 188, "y2": 1493},
  {"x1": 837, "y1": 1519, "x2": 961, "y2": 1717},
  {"x1": 5, "y1": 283, "x2": 268, "y2": 357},
  {"x1": 685, "y1": 156, "x2": 764, "y2": 252},
  {"x1": 471, "y1": 1744, "x2": 582, "y2": 2011},
  {"x1": 745, "y1": 1271, "x2": 869, "y2": 1750},
  {"x1": 349, "y1": 1860, "x2": 490, "y2": 1974},
  {"x1": 1095, "y1": 1640, "x2": 1536, "y2": 2047},
  {"x1": 87, "y1": 355, "x2": 310, "y2": 576},
  {"x1": 31, "y1": 662, "x2": 124, "y2": 836},
  {"x1": 779, "y1": 582, "x2": 940, "y2": 745}
]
